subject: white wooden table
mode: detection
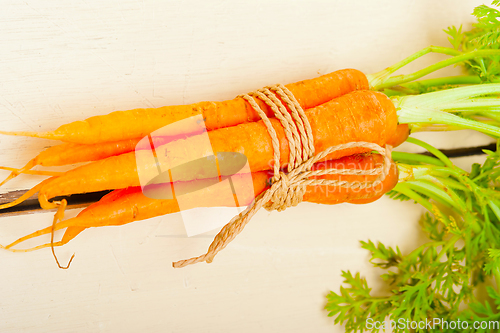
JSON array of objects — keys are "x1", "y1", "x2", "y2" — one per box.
[{"x1": 0, "y1": 1, "x2": 491, "y2": 332}]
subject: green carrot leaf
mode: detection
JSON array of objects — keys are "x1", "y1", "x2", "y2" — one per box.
[
  {"x1": 444, "y1": 25, "x2": 464, "y2": 50},
  {"x1": 361, "y1": 240, "x2": 402, "y2": 269}
]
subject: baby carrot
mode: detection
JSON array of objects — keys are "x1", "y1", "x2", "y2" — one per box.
[
  {"x1": 0, "y1": 69, "x2": 369, "y2": 144},
  {"x1": 3, "y1": 154, "x2": 398, "y2": 252}
]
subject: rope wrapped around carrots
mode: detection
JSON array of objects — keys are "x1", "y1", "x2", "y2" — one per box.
[
  {"x1": 5, "y1": 43, "x2": 500, "y2": 268},
  {"x1": 172, "y1": 84, "x2": 393, "y2": 267}
]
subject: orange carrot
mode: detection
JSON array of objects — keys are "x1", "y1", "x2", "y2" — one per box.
[
  {"x1": 386, "y1": 124, "x2": 410, "y2": 148},
  {"x1": 303, "y1": 154, "x2": 399, "y2": 205},
  {"x1": 3, "y1": 154, "x2": 398, "y2": 252},
  {"x1": 0, "y1": 89, "x2": 397, "y2": 211},
  {"x1": 0, "y1": 139, "x2": 139, "y2": 187},
  {"x1": 4, "y1": 187, "x2": 139, "y2": 251},
  {"x1": 0, "y1": 69, "x2": 369, "y2": 144}
]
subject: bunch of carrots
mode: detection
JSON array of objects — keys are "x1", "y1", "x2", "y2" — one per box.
[
  {"x1": 4, "y1": 35, "x2": 500, "y2": 267},
  {"x1": 0, "y1": 68, "x2": 408, "y2": 268}
]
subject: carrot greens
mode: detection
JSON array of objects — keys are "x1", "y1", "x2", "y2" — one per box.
[
  {"x1": 446, "y1": 2, "x2": 500, "y2": 83},
  {"x1": 326, "y1": 139, "x2": 500, "y2": 332},
  {"x1": 368, "y1": 2, "x2": 500, "y2": 92},
  {"x1": 367, "y1": 1, "x2": 500, "y2": 139},
  {"x1": 326, "y1": 3, "x2": 500, "y2": 331}
]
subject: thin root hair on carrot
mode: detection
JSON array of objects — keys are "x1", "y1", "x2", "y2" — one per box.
[
  {"x1": 0, "y1": 164, "x2": 64, "y2": 187},
  {"x1": 51, "y1": 199, "x2": 75, "y2": 270}
]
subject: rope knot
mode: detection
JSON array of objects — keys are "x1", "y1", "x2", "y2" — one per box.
[{"x1": 264, "y1": 170, "x2": 307, "y2": 212}]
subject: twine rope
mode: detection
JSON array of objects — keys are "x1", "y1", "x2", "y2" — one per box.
[{"x1": 172, "y1": 84, "x2": 392, "y2": 268}]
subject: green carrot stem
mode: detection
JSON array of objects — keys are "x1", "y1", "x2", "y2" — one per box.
[
  {"x1": 405, "y1": 138, "x2": 456, "y2": 169},
  {"x1": 367, "y1": 46, "x2": 460, "y2": 88},
  {"x1": 373, "y1": 50, "x2": 500, "y2": 90},
  {"x1": 392, "y1": 151, "x2": 445, "y2": 166},
  {"x1": 421, "y1": 175, "x2": 469, "y2": 192},
  {"x1": 405, "y1": 180, "x2": 456, "y2": 209},
  {"x1": 396, "y1": 83, "x2": 500, "y2": 109},
  {"x1": 488, "y1": 201, "x2": 500, "y2": 223},
  {"x1": 440, "y1": 98, "x2": 500, "y2": 111},
  {"x1": 400, "y1": 75, "x2": 483, "y2": 91},
  {"x1": 435, "y1": 234, "x2": 462, "y2": 261},
  {"x1": 391, "y1": 182, "x2": 434, "y2": 211}
]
